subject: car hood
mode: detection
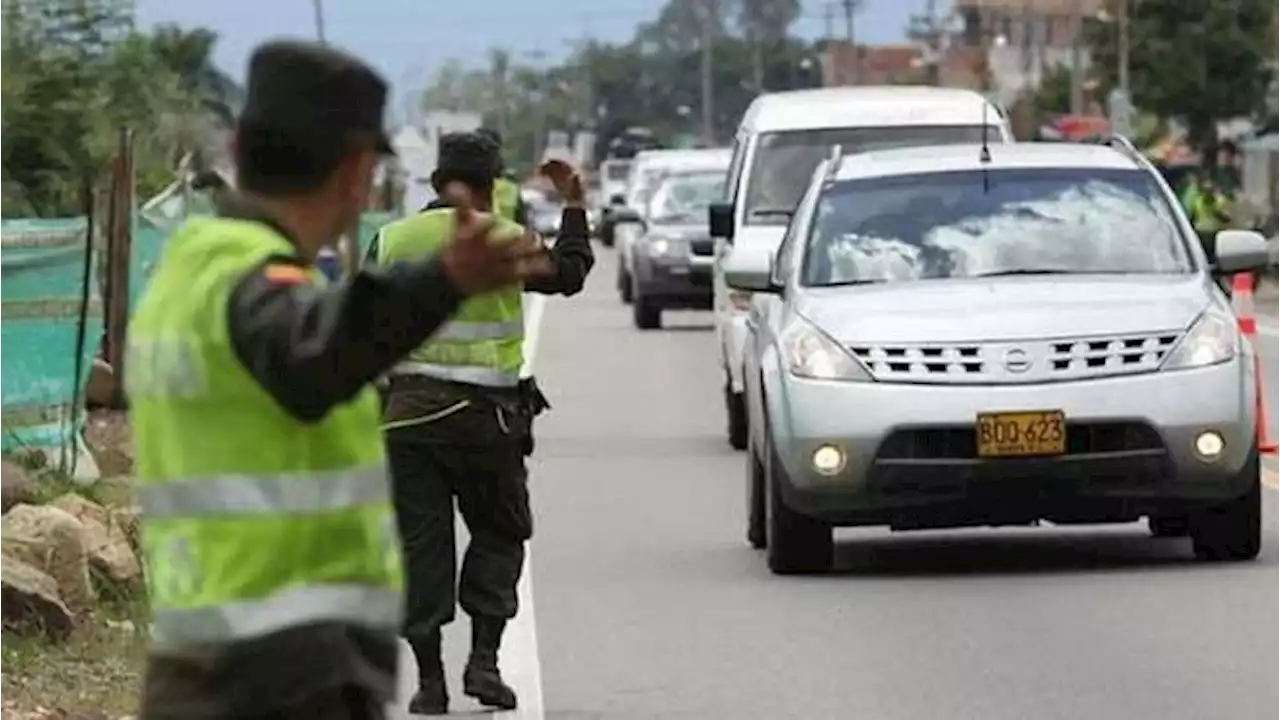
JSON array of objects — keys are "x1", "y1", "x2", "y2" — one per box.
[{"x1": 796, "y1": 275, "x2": 1216, "y2": 343}]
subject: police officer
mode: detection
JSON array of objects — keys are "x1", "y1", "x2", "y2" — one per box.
[
  {"x1": 476, "y1": 127, "x2": 528, "y2": 225},
  {"x1": 367, "y1": 132, "x2": 593, "y2": 715},
  {"x1": 127, "y1": 40, "x2": 552, "y2": 720}
]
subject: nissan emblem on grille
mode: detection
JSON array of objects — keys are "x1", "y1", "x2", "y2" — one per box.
[{"x1": 1003, "y1": 348, "x2": 1032, "y2": 373}]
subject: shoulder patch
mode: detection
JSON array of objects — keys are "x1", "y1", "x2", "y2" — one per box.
[{"x1": 262, "y1": 263, "x2": 310, "y2": 285}]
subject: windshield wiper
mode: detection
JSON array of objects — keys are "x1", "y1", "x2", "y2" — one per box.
[
  {"x1": 970, "y1": 269, "x2": 1075, "y2": 278},
  {"x1": 819, "y1": 278, "x2": 885, "y2": 287},
  {"x1": 749, "y1": 208, "x2": 794, "y2": 218}
]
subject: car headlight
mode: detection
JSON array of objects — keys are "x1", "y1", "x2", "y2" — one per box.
[
  {"x1": 1162, "y1": 312, "x2": 1237, "y2": 370},
  {"x1": 780, "y1": 316, "x2": 871, "y2": 381},
  {"x1": 646, "y1": 236, "x2": 686, "y2": 257}
]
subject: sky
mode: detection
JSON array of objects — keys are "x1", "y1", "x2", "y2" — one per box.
[{"x1": 134, "y1": 0, "x2": 935, "y2": 97}]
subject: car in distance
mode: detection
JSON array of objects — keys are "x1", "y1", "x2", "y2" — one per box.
[
  {"x1": 627, "y1": 169, "x2": 726, "y2": 329},
  {"x1": 728, "y1": 138, "x2": 1270, "y2": 575}
]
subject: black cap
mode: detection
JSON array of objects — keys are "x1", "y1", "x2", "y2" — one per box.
[
  {"x1": 432, "y1": 132, "x2": 501, "y2": 188},
  {"x1": 240, "y1": 39, "x2": 393, "y2": 154},
  {"x1": 477, "y1": 127, "x2": 502, "y2": 147}
]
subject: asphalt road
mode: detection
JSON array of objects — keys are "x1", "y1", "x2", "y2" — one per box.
[{"x1": 391, "y1": 252, "x2": 1279, "y2": 720}]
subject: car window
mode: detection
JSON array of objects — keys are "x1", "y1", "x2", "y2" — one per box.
[
  {"x1": 802, "y1": 167, "x2": 1194, "y2": 286},
  {"x1": 604, "y1": 162, "x2": 632, "y2": 181},
  {"x1": 647, "y1": 171, "x2": 726, "y2": 225},
  {"x1": 742, "y1": 125, "x2": 1001, "y2": 227}
]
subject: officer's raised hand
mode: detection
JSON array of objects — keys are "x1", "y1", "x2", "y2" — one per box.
[
  {"x1": 539, "y1": 159, "x2": 585, "y2": 207},
  {"x1": 438, "y1": 181, "x2": 552, "y2": 292}
]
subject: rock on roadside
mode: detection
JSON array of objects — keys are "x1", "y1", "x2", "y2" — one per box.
[
  {"x1": 2, "y1": 459, "x2": 39, "y2": 512},
  {"x1": 2, "y1": 504, "x2": 96, "y2": 611},
  {"x1": 1, "y1": 556, "x2": 74, "y2": 639},
  {"x1": 49, "y1": 493, "x2": 141, "y2": 586}
]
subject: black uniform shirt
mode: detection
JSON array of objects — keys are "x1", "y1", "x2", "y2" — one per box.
[{"x1": 141, "y1": 194, "x2": 467, "y2": 718}]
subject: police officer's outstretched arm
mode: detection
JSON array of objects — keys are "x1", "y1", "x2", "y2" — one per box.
[
  {"x1": 227, "y1": 185, "x2": 546, "y2": 423},
  {"x1": 524, "y1": 159, "x2": 595, "y2": 297}
]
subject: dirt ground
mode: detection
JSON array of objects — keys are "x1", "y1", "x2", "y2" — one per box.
[{"x1": 2, "y1": 409, "x2": 144, "y2": 719}]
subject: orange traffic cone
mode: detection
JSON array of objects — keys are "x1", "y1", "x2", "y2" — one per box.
[{"x1": 1230, "y1": 273, "x2": 1276, "y2": 454}]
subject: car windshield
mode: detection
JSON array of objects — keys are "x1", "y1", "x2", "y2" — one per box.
[
  {"x1": 801, "y1": 168, "x2": 1193, "y2": 287},
  {"x1": 628, "y1": 167, "x2": 670, "y2": 209},
  {"x1": 743, "y1": 125, "x2": 1001, "y2": 226},
  {"x1": 647, "y1": 171, "x2": 725, "y2": 225},
  {"x1": 605, "y1": 162, "x2": 631, "y2": 181}
]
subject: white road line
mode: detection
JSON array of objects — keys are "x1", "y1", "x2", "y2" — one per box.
[{"x1": 495, "y1": 292, "x2": 548, "y2": 720}]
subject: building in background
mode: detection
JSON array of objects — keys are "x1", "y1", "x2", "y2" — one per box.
[{"x1": 823, "y1": 0, "x2": 1103, "y2": 110}]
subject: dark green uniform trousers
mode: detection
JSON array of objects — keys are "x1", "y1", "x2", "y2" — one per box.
[{"x1": 384, "y1": 378, "x2": 533, "y2": 679}]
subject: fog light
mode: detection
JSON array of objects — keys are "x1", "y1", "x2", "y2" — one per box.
[
  {"x1": 811, "y1": 444, "x2": 846, "y2": 476},
  {"x1": 1194, "y1": 431, "x2": 1225, "y2": 460}
]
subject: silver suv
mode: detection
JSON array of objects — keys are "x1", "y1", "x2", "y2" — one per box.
[{"x1": 725, "y1": 138, "x2": 1271, "y2": 575}]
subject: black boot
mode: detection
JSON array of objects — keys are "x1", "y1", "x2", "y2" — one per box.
[
  {"x1": 463, "y1": 617, "x2": 517, "y2": 710},
  {"x1": 407, "y1": 630, "x2": 448, "y2": 715}
]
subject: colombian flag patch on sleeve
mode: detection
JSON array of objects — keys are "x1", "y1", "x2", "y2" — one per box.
[{"x1": 262, "y1": 263, "x2": 310, "y2": 285}]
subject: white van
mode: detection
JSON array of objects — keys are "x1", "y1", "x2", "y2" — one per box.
[
  {"x1": 612, "y1": 148, "x2": 733, "y2": 297},
  {"x1": 708, "y1": 86, "x2": 1013, "y2": 450}
]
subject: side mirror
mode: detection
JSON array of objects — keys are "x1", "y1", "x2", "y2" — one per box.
[
  {"x1": 612, "y1": 206, "x2": 644, "y2": 225},
  {"x1": 1212, "y1": 229, "x2": 1269, "y2": 274},
  {"x1": 723, "y1": 248, "x2": 778, "y2": 294},
  {"x1": 609, "y1": 194, "x2": 626, "y2": 205},
  {"x1": 709, "y1": 202, "x2": 735, "y2": 241}
]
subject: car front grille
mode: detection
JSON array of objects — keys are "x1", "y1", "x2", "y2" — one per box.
[
  {"x1": 847, "y1": 331, "x2": 1183, "y2": 384},
  {"x1": 876, "y1": 421, "x2": 1165, "y2": 461}
]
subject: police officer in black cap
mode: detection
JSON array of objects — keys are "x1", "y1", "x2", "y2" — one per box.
[
  {"x1": 366, "y1": 133, "x2": 592, "y2": 715},
  {"x1": 133, "y1": 38, "x2": 552, "y2": 720},
  {"x1": 475, "y1": 127, "x2": 530, "y2": 225}
]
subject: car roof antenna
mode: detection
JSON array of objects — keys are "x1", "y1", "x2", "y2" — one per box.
[{"x1": 979, "y1": 98, "x2": 992, "y2": 193}]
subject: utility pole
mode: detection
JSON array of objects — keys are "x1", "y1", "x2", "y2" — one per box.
[
  {"x1": 700, "y1": 0, "x2": 716, "y2": 145},
  {"x1": 841, "y1": 0, "x2": 861, "y2": 85},
  {"x1": 824, "y1": 3, "x2": 836, "y2": 85},
  {"x1": 1069, "y1": 0, "x2": 1084, "y2": 114},
  {"x1": 1117, "y1": 0, "x2": 1130, "y2": 96},
  {"x1": 312, "y1": 0, "x2": 327, "y2": 45}
]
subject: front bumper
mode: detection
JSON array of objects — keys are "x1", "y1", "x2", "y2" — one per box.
[
  {"x1": 634, "y1": 253, "x2": 714, "y2": 309},
  {"x1": 719, "y1": 311, "x2": 750, "y2": 393},
  {"x1": 766, "y1": 358, "x2": 1257, "y2": 526}
]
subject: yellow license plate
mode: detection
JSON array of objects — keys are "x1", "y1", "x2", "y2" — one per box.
[{"x1": 976, "y1": 410, "x2": 1066, "y2": 457}]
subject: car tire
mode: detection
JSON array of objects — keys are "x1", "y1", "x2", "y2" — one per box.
[
  {"x1": 1148, "y1": 515, "x2": 1190, "y2": 537},
  {"x1": 765, "y1": 443, "x2": 832, "y2": 575},
  {"x1": 618, "y1": 263, "x2": 633, "y2": 304},
  {"x1": 632, "y1": 289, "x2": 661, "y2": 330},
  {"x1": 1190, "y1": 450, "x2": 1261, "y2": 561},
  {"x1": 725, "y1": 384, "x2": 748, "y2": 451},
  {"x1": 746, "y1": 437, "x2": 767, "y2": 550}
]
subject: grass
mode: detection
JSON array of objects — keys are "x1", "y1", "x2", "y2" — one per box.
[
  {"x1": 2, "y1": 414, "x2": 147, "y2": 719},
  {"x1": 1, "y1": 577, "x2": 148, "y2": 718}
]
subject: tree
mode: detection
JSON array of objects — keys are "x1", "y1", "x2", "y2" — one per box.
[
  {"x1": 1085, "y1": 0, "x2": 1275, "y2": 151},
  {"x1": 148, "y1": 24, "x2": 242, "y2": 123},
  {"x1": 737, "y1": 0, "x2": 801, "y2": 91},
  {"x1": 1, "y1": 0, "x2": 232, "y2": 217}
]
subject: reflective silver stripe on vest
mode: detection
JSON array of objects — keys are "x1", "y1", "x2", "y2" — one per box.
[
  {"x1": 138, "y1": 464, "x2": 389, "y2": 519},
  {"x1": 390, "y1": 361, "x2": 520, "y2": 387},
  {"x1": 432, "y1": 316, "x2": 525, "y2": 342},
  {"x1": 150, "y1": 583, "x2": 401, "y2": 651}
]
